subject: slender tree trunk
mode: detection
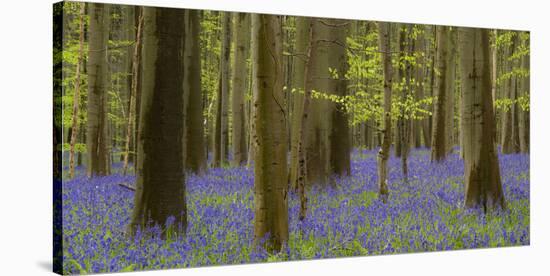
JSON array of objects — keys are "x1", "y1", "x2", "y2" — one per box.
[
  {"x1": 220, "y1": 12, "x2": 231, "y2": 165},
  {"x1": 415, "y1": 25, "x2": 426, "y2": 148},
  {"x1": 458, "y1": 27, "x2": 505, "y2": 211},
  {"x1": 231, "y1": 13, "x2": 250, "y2": 166},
  {"x1": 129, "y1": 7, "x2": 187, "y2": 235},
  {"x1": 251, "y1": 14, "x2": 289, "y2": 252},
  {"x1": 296, "y1": 19, "x2": 317, "y2": 220},
  {"x1": 431, "y1": 26, "x2": 449, "y2": 162},
  {"x1": 510, "y1": 34, "x2": 521, "y2": 153},
  {"x1": 183, "y1": 10, "x2": 207, "y2": 174},
  {"x1": 213, "y1": 74, "x2": 222, "y2": 167},
  {"x1": 445, "y1": 28, "x2": 456, "y2": 153},
  {"x1": 377, "y1": 21, "x2": 392, "y2": 203},
  {"x1": 289, "y1": 17, "x2": 310, "y2": 189},
  {"x1": 68, "y1": 3, "x2": 85, "y2": 179},
  {"x1": 518, "y1": 34, "x2": 530, "y2": 153},
  {"x1": 501, "y1": 37, "x2": 514, "y2": 153},
  {"x1": 122, "y1": 8, "x2": 143, "y2": 176},
  {"x1": 87, "y1": 3, "x2": 111, "y2": 177}
]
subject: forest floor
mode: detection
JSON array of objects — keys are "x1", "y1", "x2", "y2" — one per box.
[{"x1": 59, "y1": 148, "x2": 530, "y2": 274}]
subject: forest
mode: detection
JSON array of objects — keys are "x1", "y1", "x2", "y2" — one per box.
[{"x1": 53, "y1": 1, "x2": 530, "y2": 274}]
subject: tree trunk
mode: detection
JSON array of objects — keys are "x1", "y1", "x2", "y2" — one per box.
[
  {"x1": 306, "y1": 18, "x2": 331, "y2": 186},
  {"x1": 183, "y1": 10, "x2": 207, "y2": 174},
  {"x1": 220, "y1": 12, "x2": 231, "y2": 165},
  {"x1": 415, "y1": 25, "x2": 426, "y2": 148},
  {"x1": 68, "y1": 3, "x2": 85, "y2": 179},
  {"x1": 129, "y1": 7, "x2": 187, "y2": 235},
  {"x1": 518, "y1": 34, "x2": 530, "y2": 153},
  {"x1": 501, "y1": 36, "x2": 515, "y2": 154},
  {"x1": 122, "y1": 8, "x2": 143, "y2": 176},
  {"x1": 213, "y1": 73, "x2": 222, "y2": 167},
  {"x1": 377, "y1": 21, "x2": 392, "y2": 203},
  {"x1": 289, "y1": 17, "x2": 310, "y2": 189},
  {"x1": 296, "y1": 19, "x2": 317, "y2": 220},
  {"x1": 431, "y1": 26, "x2": 449, "y2": 162},
  {"x1": 328, "y1": 18, "x2": 351, "y2": 177},
  {"x1": 86, "y1": 3, "x2": 111, "y2": 177},
  {"x1": 231, "y1": 13, "x2": 250, "y2": 166},
  {"x1": 251, "y1": 14, "x2": 289, "y2": 252},
  {"x1": 445, "y1": 27, "x2": 456, "y2": 153},
  {"x1": 458, "y1": 27, "x2": 505, "y2": 210}
]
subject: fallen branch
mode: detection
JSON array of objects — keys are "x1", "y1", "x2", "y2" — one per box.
[{"x1": 118, "y1": 182, "x2": 136, "y2": 191}]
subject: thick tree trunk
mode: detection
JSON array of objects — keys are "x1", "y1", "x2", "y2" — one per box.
[
  {"x1": 377, "y1": 21, "x2": 392, "y2": 203},
  {"x1": 306, "y1": 18, "x2": 331, "y2": 186},
  {"x1": 68, "y1": 3, "x2": 85, "y2": 179},
  {"x1": 231, "y1": 13, "x2": 250, "y2": 166},
  {"x1": 252, "y1": 14, "x2": 289, "y2": 252},
  {"x1": 458, "y1": 27, "x2": 505, "y2": 210},
  {"x1": 328, "y1": 19, "x2": 351, "y2": 177},
  {"x1": 123, "y1": 9, "x2": 143, "y2": 176},
  {"x1": 183, "y1": 10, "x2": 207, "y2": 174},
  {"x1": 431, "y1": 26, "x2": 449, "y2": 162},
  {"x1": 289, "y1": 17, "x2": 310, "y2": 189},
  {"x1": 129, "y1": 7, "x2": 187, "y2": 235},
  {"x1": 86, "y1": 3, "x2": 111, "y2": 177}
]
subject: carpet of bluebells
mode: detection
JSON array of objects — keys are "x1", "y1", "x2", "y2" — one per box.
[{"x1": 60, "y1": 148, "x2": 529, "y2": 274}]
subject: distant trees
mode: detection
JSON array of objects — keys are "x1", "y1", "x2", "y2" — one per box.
[
  {"x1": 129, "y1": 7, "x2": 187, "y2": 235},
  {"x1": 86, "y1": 3, "x2": 111, "y2": 177},
  {"x1": 458, "y1": 27, "x2": 505, "y2": 210},
  {"x1": 251, "y1": 14, "x2": 289, "y2": 251}
]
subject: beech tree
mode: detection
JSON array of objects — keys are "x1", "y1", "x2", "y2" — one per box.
[
  {"x1": 183, "y1": 9, "x2": 207, "y2": 174},
  {"x1": 129, "y1": 7, "x2": 187, "y2": 235},
  {"x1": 231, "y1": 13, "x2": 250, "y2": 166},
  {"x1": 68, "y1": 3, "x2": 85, "y2": 178},
  {"x1": 251, "y1": 14, "x2": 289, "y2": 252},
  {"x1": 458, "y1": 27, "x2": 505, "y2": 210},
  {"x1": 377, "y1": 21, "x2": 392, "y2": 202},
  {"x1": 327, "y1": 18, "x2": 351, "y2": 177},
  {"x1": 86, "y1": 3, "x2": 111, "y2": 177},
  {"x1": 431, "y1": 26, "x2": 449, "y2": 162}
]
